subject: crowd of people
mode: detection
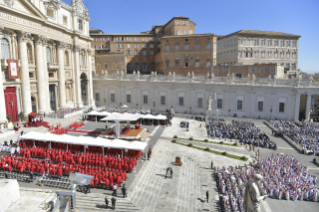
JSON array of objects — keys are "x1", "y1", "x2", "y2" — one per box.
[
  {"x1": 271, "y1": 120, "x2": 319, "y2": 155},
  {"x1": 48, "y1": 107, "x2": 85, "y2": 117},
  {"x1": 207, "y1": 120, "x2": 278, "y2": 150},
  {"x1": 0, "y1": 146, "x2": 140, "y2": 190},
  {"x1": 217, "y1": 154, "x2": 318, "y2": 212}
]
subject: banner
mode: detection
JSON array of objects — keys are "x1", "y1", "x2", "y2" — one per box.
[{"x1": 8, "y1": 59, "x2": 19, "y2": 79}]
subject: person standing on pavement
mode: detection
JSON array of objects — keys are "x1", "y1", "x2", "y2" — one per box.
[
  {"x1": 113, "y1": 184, "x2": 117, "y2": 196},
  {"x1": 122, "y1": 184, "x2": 127, "y2": 198},
  {"x1": 105, "y1": 196, "x2": 109, "y2": 209},
  {"x1": 111, "y1": 196, "x2": 116, "y2": 210},
  {"x1": 206, "y1": 190, "x2": 209, "y2": 203},
  {"x1": 211, "y1": 161, "x2": 214, "y2": 169}
]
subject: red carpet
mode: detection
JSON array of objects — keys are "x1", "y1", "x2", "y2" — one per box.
[
  {"x1": 68, "y1": 129, "x2": 102, "y2": 135},
  {"x1": 28, "y1": 122, "x2": 50, "y2": 128},
  {"x1": 122, "y1": 128, "x2": 132, "y2": 135}
]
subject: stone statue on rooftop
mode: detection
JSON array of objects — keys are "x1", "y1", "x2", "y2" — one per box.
[
  {"x1": 207, "y1": 96, "x2": 213, "y2": 111},
  {"x1": 191, "y1": 71, "x2": 194, "y2": 78},
  {"x1": 243, "y1": 174, "x2": 268, "y2": 212},
  {"x1": 133, "y1": 70, "x2": 136, "y2": 75}
]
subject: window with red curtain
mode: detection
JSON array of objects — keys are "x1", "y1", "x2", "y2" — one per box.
[{"x1": 4, "y1": 87, "x2": 18, "y2": 122}]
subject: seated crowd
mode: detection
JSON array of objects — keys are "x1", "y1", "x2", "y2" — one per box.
[
  {"x1": 207, "y1": 120, "x2": 277, "y2": 150},
  {"x1": 1, "y1": 143, "x2": 141, "y2": 189},
  {"x1": 217, "y1": 154, "x2": 318, "y2": 212},
  {"x1": 271, "y1": 120, "x2": 319, "y2": 155},
  {"x1": 48, "y1": 107, "x2": 84, "y2": 116}
]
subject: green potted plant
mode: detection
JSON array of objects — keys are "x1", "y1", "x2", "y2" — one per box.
[
  {"x1": 6, "y1": 114, "x2": 11, "y2": 123},
  {"x1": 19, "y1": 111, "x2": 25, "y2": 122}
]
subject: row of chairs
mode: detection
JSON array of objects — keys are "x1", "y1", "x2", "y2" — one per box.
[
  {"x1": 0, "y1": 171, "x2": 34, "y2": 183},
  {"x1": 37, "y1": 176, "x2": 71, "y2": 189}
]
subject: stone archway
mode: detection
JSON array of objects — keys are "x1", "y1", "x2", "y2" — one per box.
[{"x1": 80, "y1": 72, "x2": 88, "y2": 105}]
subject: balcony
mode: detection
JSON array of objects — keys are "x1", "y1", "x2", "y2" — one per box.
[
  {"x1": 1, "y1": 59, "x2": 21, "y2": 69},
  {"x1": 48, "y1": 62, "x2": 59, "y2": 71}
]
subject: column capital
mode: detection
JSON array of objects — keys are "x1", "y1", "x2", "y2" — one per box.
[
  {"x1": 0, "y1": 26, "x2": 4, "y2": 35},
  {"x1": 87, "y1": 49, "x2": 92, "y2": 54},
  {"x1": 33, "y1": 35, "x2": 47, "y2": 45},
  {"x1": 16, "y1": 30, "x2": 31, "y2": 43},
  {"x1": 73, "y1": 45, "x2": 81, "y2": 52},
  {"x1": 57, "y1": 41, "x2": 67, "y2": 49}
]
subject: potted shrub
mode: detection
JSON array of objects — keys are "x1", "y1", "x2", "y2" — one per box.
[
  {"x1": 189, "y1": 137, "x2": 193, "y2": 140},
  {"x1": 241, "y1": 156, "x2": 247, "y2": 160},
  {"x1": 173, "y1": 135, "x2": 178, "y2": 139},
  {"x1": 171, "y1": 140, "x2": 176, "y2": 143},
  {"x1": 204, "y1": 147, "x2": 210, "y2": 151},
  {"x1": 6, "y1": 114, "x2": 11, "y2": 123},
  {"x1": 222, "y1": 151, "x2": 227, "y2": 155},
  {"x1": 187, "y1": 143, "x2": 193, "y2": 147},
  {"x1": 233, "y1": 143, "x2": 238, "y2": 146},
  {"x1": 219, "y1": 141, "x2": 224, "y2": 144},
  {"x1": 204, "y1": 139, "x2": 208, "y2": 142},
  {"x1": 19, "y1": 111, "x2": 25, "y2": 122}
]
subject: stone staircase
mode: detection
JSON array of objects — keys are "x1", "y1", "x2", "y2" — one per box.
[{"x1": 74, "y1": 194, "x2": 140, "y2": 212}]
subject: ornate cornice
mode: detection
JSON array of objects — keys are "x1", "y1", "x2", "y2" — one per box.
[
  {"x1": 74, "y1": 0, "x2": 90, "y2": 21},
  {"x1": 43, "y1": 0, "x2": 61, "y2": 10},
  {"x1": 0, "y1": 26, "x2": 4, "y2": 35},
  {"x1": 73, "y1": 45, "x2": 81, "y2": 52},
  {"x1": 16, "y1": 31, "x2": 31, "y2": 43},
  {"x1": 4, "y1": 0, "x2": 15, "y2": 8},
  {"x1": 57, "y1": 41, "x2": 67, "y2": 49}
]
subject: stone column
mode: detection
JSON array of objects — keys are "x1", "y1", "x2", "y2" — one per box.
[
  {"x1": 57, "y1": 41, "x2": 67, "y2": 108},
  {"x1": 87, "y1": 49, "x2": 95, "y2": 106},
  {"x1": 34, "y1": 35, "x2": 47, "y2": 113},
  {"x1": 305, "y1": 93, "x2": 312, "y2": 121},
  {"x1": 55, "y1": 84, "x2": 59, "y2": 110},
  {"x1": 16, "y1": 31, "x2": 32, "y2": 115},
  {"x1": 73, "y1": 45, "x2": 83, "y2": 107},
  {"x1": 15, "y1": 86, "x2": 21, "y2": 116},
  {"x1": 294, "y1": 93, "x2": 301, "y2": 122},
  {"x1": 42, "y1": 38, "x2": 51, "y2": 112}
]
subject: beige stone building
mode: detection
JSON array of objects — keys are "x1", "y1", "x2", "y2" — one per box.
[
  {"x1": 217, "y1": 30, "x2": 301, "y2": 77},
  {"x1": 0, "y1": 0, "x2": 94, "y2": 127}
]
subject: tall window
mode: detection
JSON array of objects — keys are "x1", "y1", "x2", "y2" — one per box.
[
  {"x1": 252, "y1": 68, "x2": 255, "y2": 73},
  {"x1": 143, "y1": 63, "x2": 147, "y2": 71},
  {"x1": 78, "y1": 20, "x2": 83, "y2": 31},
  {"x1": 166, "y1": 61, "x2": 170, "y2": 68},
  {"x1": 261, "y1": 68, "x2": 264, "y2": 73},
  {"x1": 150, "y1": 63, "x2": 154, "y2": 70},
  {"x1": 195, "y1": 61, "x2": 199, "y2": 67},
  {"x1": 196, "y1": 44, "x2": 200, "y2": 49},
  {"x1": 165, "y1": 45, "x2": 169, "y2": 51},
  {"x1": 270, "y1": 68, "x2": 274, "y2": 73},
  {"x1": 65, "y1": 51, "x2": 69, "y2": 66},
  {"x1": 1, "y1": 38, "x2": 10, "y2": 60},
  {"x1": 161, "y1": 96, "x2": 166, "y2": 105},
  {"x1": 134, "y1": 50, "x2": 138, "y2": 55},
  {"x1": 274, "y1": 51, "x2": 278, "y2": 58},
  {"x1": 127, "y1": 37, "x2": 131, "y2": 41},
  {"x1": 135, "y1": 63, "x2": 139, "y2": 70},
  {"x1": 127, "y1": 94, "x2": 131, "y2": 103},
  {"x1": 179, "y1": 97, "x2": 184, "y2": 106},
  {"x1": 111, "y1": 93, "x2": 115, "y2": 102},
  {"x1": 46, "y1": 47, "x2": 51, "y2": 64},
  {"x1": 127, "y1": 50, "x2": 131, "y2": 55},
  {"x1": 175, "y1": 45, "x2": 179, "y2": 50},
  {"x1": 206, "y1": 60, "x2": 211, "y2": 67},
  {"x1": 292, "y1": 63, "x2": 296, "y2": 70},
  {"x1": 142, "y1": 50, "x2": 146, "y2": 55},
  {"x1": 237, "y1": 100, "x2": 243, "y2": 110},
  {"x1": 206, "y1": 43, "x2": 211, "y2": 49},
  {"x1": 217, "y1": 99, "x2": 222, "y2": 109},
  {"x1": 184, "y1": 44, "x2": 189, "y2": 50},
  {"x1": 258, "y1": 101, "x2": 263, "y2": 112},
  {"x1": 177, "y1": 30, "x2": 181, "y2": 35},
  {"x1": 150, "y1": 50, "x2": 154, "y2": 55},
  {"x1": 143, "y1": 95, "x2": 148, "y2": 104},
  {"x1": 279, "y1": 102, "x2": 285, "y2": 113},
  {"x1": 198, "y1": 98, "x2": 203, "y2": 108},
  {"x1": 134, "y1": 44, "x2": 139, "y2": 48},
  {"x1": 80, "y1": 53, "x2": 84, "y2": 66}
]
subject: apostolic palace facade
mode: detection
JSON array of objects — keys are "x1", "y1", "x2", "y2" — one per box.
[{"x1": 0, "y1": 0, "x2": 94, "y2": 127}]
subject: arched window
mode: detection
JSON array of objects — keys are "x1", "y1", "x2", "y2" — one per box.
[
  {"x1": 80, "y1": 53, "x2": 84, "y2": 67},
  {"x1": 65, "y1": 51, "x2": 69, "y2": 66},
  {"x1": 1, "y1": 38, "x2": 10, "y2": 60},
  {"x1": 46, "y1": 47, "x2": 51, "y2": 64}
]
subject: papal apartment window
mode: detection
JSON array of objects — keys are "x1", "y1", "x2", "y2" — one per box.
[
  {"x1": 111, "y1": 93, "x2": 115, "y2": 102},
  {"x1": 126, "y1": 94, "x2": 131, "y2": 103},
  {"x1": 165, "y1": 45, "x2": 169, "y2": 51},
  {"x1": 150, "y1": 50, "x2": 154, "y2": 55},
  {"x1": 47, "y1": 8, "x2": 54, "y2": 18},
  {"x1": 217, "y1": 99, "x2": 222, "y2": 109},
  {"x1": 95, "y1": 93, "x2": 100, "y2": 101},
  {"x1": 198, "y1": 98, "x2": 203, "y2": 108},
  {"x1": 270, "y1": 68, "x2": 274, "y2": 73},
  {"x1": 179, "y1": 97, "x2": 184, "y2": 106},
  {"x1": 134, "y1": 50, "x2": 138, "y2": 55},
  {"x1": 63, "y1": 16, "x2": 68, "y2": 25},
  {"x1": 237, "y1": 100, "x2": 243, "y2": 110},
  {"x1": 127, "y1": 50, "x2": 131, "y2": 55},
  {"x1": 78, "y1": 19, "x2": 83, "y2": 31},
  {"x1": 166, "y1": 61, "x2": 170, "y2": 68},
  {"x1": 143, "y1": 95, "x2": 148, "y2": 104},
  {"x1": 196, "y1": 44, "x2": 200, "y2": 49},
  {"x1": 185, "y1": 44, "x2": 189, "y2": 50},
  {"x1": 142, "y1": 50, "x2": 146, "y2": 56},
  {"x1": 258, "y1": 101, "x2": 263, "y2": 112},
  {"x1": 161, "y1": 96, "x2": 166, "y2": 105},
  {"x1": 279, "y1": 102, "x2": 285, "y2": 113}
]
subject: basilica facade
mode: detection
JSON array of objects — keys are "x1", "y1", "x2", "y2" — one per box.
[{"x1": 0, "y1": 0, "x2": 94, "y2": 126}]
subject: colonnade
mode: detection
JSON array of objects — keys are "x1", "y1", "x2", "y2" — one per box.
[{"x1": 0, "y1": 28, "x2": 94, "y2": 126}]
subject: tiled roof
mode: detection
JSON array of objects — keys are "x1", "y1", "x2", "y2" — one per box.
[{"x1": 218, "y1": 30, "x2": 301, "y2": 40}]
